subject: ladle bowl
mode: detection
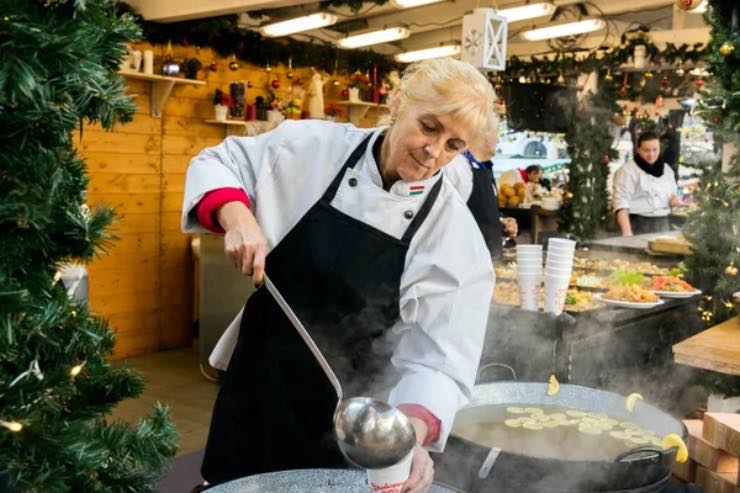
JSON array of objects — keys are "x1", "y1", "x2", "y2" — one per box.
[{"x1": 334, "y1": 397, "x2": 417, "y2": 470}]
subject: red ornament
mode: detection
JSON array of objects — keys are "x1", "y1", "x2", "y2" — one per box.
[
  {"x1": 271, "y1": 79, "x2": 280, "y2": 89},
  {"x1": 247, "y1": 80, "x2": 253, "y2": 88},
  {"x1": 601, "y1": 155, "x2": 610, "y2": 165},
  {"x1": 209, "y1": 62, "x2": 218, "y2": 72},
  {"x1": 341, "y1": 88, "x2": 349, "y2": 98},
  {"x1": 694, "y1": 78, "x2": 705, "y2": 89}
]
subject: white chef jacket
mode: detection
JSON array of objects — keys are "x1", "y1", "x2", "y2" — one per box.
[
  {"x1": 181, "y1": 120, "x2": 495, "y2": 450},
  {"x1": 612, "y1": 159, "x2": 677, "y2": 217}
]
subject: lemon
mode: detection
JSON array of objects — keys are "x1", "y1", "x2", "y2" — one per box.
[
  {"x1": 566, "y1": 410, "x2": 587, "y2": 418},
  {"x1": 522, "y1": 422, "x2": 544, "y2": 431},
  {"x1": 504, "y1": 419, "x2": 522, "y2": 428},
  {"x1": 506, "y1": 406, "x2": 526, "y2": 414},
  {"x1": 525, "y1": 407, "x2": 544, "y2": 415},
  {"x1": 660, "y1": 433, "x2": 688, "y2": 463},
  {"x1": 548, "y1": 374, "x2": 560, "y2": 396},
  {"x1": 625, "y1": 393, "x2": 643, "y2": 413}
]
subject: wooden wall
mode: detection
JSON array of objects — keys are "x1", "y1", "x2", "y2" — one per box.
[{"x1": 77, "y1": 44, "x2": 370, "y2": 359}]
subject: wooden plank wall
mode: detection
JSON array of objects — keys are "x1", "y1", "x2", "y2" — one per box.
[{"x1": 77, "y1": 44, "x2": 362, "y2": 359}]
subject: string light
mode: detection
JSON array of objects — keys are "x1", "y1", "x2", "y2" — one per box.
[
  {"x1": 1, "y1": 420, "x2": 23, "y2": 432},
  {"x1": 70, "y1": 361, "x2": 85, "y2": 378}
]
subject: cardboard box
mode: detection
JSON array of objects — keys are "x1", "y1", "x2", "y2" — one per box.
[
  {"x1": 703, "y1": 413, "x2": 740, "y2": 457},
  {"x1": 685, "y1": 419, "x2": 740, "y2": 476}
]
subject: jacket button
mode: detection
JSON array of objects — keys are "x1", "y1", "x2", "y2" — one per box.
[
  {"x1": 404, "y1": 210, "x2": 414, "y2": 219},
  {"x1": 348, "y1": 177, "x2": 358, "y2": 187}
]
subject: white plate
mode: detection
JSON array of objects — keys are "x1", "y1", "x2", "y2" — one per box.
[
  {"x1": 594, "y1": 293, "x2": 665, "y2": 309},
  {"x1": 652, "y1": 289, "x2": 701, "y2": 299}
]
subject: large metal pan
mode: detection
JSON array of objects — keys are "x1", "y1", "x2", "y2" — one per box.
[
  {"x1": 205, "y1": 468, "x2": 460, "y2": 492},
  {"x1": 433, "y1": 382, "x2": 686, "y2": 493}
]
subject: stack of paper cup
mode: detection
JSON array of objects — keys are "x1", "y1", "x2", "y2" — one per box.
[
  {"x1": 366, "y1": 451, "x2": 413, "y2": 493},
  {"x1": 544, "y1": 238, "x2": 576, "y2": 314},
  {"x1": 516, "y1": 244, "x2": 543, "y2": 311}
]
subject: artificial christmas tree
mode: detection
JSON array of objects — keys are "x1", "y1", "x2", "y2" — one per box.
[{"x1": 0, "y1": 1, "x2": 177, "y2": 491}]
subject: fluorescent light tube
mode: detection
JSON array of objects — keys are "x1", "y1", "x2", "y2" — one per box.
[
  {"x1": 391, "y1": 0, "x2": 444, "y2": 7},
  {"x1": 261, "y1": 12, "x2": 337, "y2": 37},
  {"x1": 337, "y1": 27, "x2": 410, "y2": 48},
  {"x1": 521, "y1": 18, "x2": 606, "y2": 41},
  {"x1": 498, "y1": 2, "x2": 556, "y2": 23},
  {"x1": 395, "y1": 44, "x2": 461, "y2": 63}
]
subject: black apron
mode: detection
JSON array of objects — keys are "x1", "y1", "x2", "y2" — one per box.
[
  {"x1": 629, "y1": 214, "x2": 670, "y2": 235},
  {"x1": 201, "y1": 134, "x2": 444, "y2": 485},
  {"x1": 465, "y1": 160, "x2": 503, "y2": 260}
]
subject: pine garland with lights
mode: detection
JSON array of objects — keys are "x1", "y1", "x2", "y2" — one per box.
[
  {"x1": 558, "y1": 88, "x2": 620, "y2": 239},
  {"x1": 683, "y1": 0, "x2": 740, "y2": 330},
  {"x1": 0, "y1": 1, "x2": 176, "y2": 491}
]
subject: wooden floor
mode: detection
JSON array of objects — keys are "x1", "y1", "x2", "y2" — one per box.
[{"x1": 110, "y1": 347, "x2": 219, "y2": 457}]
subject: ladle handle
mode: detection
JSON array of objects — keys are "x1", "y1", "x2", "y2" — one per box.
[{"x1": 263, "y1": 275, "x2": 343, "y2": 401}]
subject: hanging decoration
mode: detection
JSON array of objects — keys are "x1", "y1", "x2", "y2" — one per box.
[
  {"x1": 719, "y1": 41, "x2": 735, "y2": 56},
  {"x1": 116, "y1": 3, "x2": 400, "y2": 74},
  {"x1": 271, "y1": 78, "x2": 280, "y2": 89},
  {"x1": 228, "y1": 55, "x2": 240, "y2": 71}
]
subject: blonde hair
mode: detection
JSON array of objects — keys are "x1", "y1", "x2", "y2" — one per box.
[{"x1": 389, "y1": 58, "x2": 498, "y2": 154}]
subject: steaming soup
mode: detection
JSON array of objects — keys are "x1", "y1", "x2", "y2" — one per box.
[{"x1": 452, "y1": 405, "x2": 662, "y2": 462}]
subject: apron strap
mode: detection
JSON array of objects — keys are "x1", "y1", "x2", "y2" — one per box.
[
  {"x1": 401, "y1": 175, "x2": 443, "y2": 244},
  {"x1": 321, "y1": 133, "x2": 374, "y2": 203}
]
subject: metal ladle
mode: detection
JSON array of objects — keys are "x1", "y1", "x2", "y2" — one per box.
[{"x1": 263, "y1": 275, "x2": 416, "y2": 469}]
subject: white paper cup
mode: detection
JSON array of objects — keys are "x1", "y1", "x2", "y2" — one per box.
[
  {"x1": 546, "y1": 251, "x2": 574, "y2": 261},
  {"x1": 545, "y1": 260, "x2": 573, "y2": 271},
  {"x1": 516, "y1": 244, "x2": 543, "y2": 252},
  {"x1": 548, "y1": 238, "x2": 576, "y2": 250},
  {"x1": 544, "y1": 274, "x2": 571, "y2": 314},
  {"x1": 517, "y1": 259, "x2": 542, "y2": 267},
  {"x1": 545, "y1": 266, "x2": 572, "y2": 277},
  {"x1": 366, "y1": 451, "x2": 413, "y2": 493},
  {"x1": 518, "y1": 274, "x2": 542, "y2": 311}
]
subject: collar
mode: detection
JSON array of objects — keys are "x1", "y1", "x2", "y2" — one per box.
[
  {"x1": 363, "y1": 127, "x2": 442, "y2": 199},
  {"x1": 463, "y1": 150, "x2": 493, "y2": 170}
]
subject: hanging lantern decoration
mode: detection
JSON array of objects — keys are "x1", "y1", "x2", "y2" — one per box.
[
  {"x1": 644, "y1": 71, "x2": 654, "y2": 79},
  {"x1": 270, "y1": 78, "x2": 280, "y2": 89},
  {"x1": 719, "y1": 41, "x2": 735, "y2": 57},
  {"x1": 557, "y1": 72, "x2": 565, "y2": 85},
  {"x1": 604, "y1": 70, "x2": 613, "y2": 82},
  {"x1": 265, "y1": 63, "x2": 272, "y2": 74},
  {"x1": 286, "y1": 57, "x2": 294, "y2": 80},
  {"x1": 228, "y1": 55, "x2": 239, "y2": 71},
  {"x1": 674, "y1": 0, "x2": 704, "y2": 11}
]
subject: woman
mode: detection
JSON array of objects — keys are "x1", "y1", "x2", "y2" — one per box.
[
  {"x1": 182, "y1": 58, "x2": 496, "y2": 491},
  {"x1": 444, "y1": 140, "x2": 517, "y2": 260},
  {"x1": 613, "y1": 130, "x2": 680, "y2": 236}
]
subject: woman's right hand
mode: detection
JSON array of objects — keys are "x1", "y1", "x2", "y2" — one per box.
[{"x1": 217, "y1": 201, "x2": 267, "y2": 286}]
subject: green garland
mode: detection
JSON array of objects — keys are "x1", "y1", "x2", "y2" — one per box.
[
  {"x1": 116, "y1": 3, "x2": 400, "y2": 74},
  {"x1": 558, "y1": 88, "x2": 620, "y2": 239}
]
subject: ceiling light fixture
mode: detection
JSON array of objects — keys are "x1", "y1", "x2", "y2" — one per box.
[
  {"x1": 337, "y1": 27, "x2": 411, "y2": 49},
  {"x1": 395, "y1": 44, "x2": 461, "y2": 63},
  {"x1": 260, "y1": 12, "x2": 337, "y2": 37},
  {"x1": 521, "y1": 18, "x2": 606, "y2": 41},
  {"x1": 498, "y1": 2, "x2": 556, "y2": 23},
  {"x1": 391, "y1": 0, "x2": 445, "y2": 7}
]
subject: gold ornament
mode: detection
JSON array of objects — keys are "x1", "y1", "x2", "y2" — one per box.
[
  {"x1": 265, "y1": 63, "x2": 272, "y2": 74},
  {"x1": 719, "y1": 42, "x2": 735, "y2": 57},
  {"x1": 725, "y1": 264, "x2": 738, "y2": 276},
  {"x1": 604, "y1": 70, "x2": 613, "y2": 82},
  {"x1": 644, "y1": 71, "x2": 654, "y2": 79},
  {"x1": 70, "y1": 362, "x2": 85, "y2": 377},
  {"x1": 675, "y1": 66, "x2": 685, "y2": 77}
]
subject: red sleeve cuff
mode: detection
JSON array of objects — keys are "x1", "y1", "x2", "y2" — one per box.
[
  {"x1": 196, "y1": 188, "x2": 250, "y2": 233},
  {"x1": 397, "y1": 404, "x2": 441, "y2": 447}
]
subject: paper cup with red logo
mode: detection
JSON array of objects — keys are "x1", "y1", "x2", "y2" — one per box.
[{"x1": 366, "y1": 451, "x2": 413, "y2": 493}]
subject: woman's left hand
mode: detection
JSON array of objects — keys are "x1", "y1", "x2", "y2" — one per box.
[{"x1": 403, "y1": 445, "x2": 434, "y2": 493}]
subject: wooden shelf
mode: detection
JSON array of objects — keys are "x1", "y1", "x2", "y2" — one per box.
[
  {"x1": 329, "y1": 99, "x2": 389, "y2": 125},
  {"x1": 119, "y1": 71, "x2": 205, "y2": 118},
  {"x1": 204, "y1": 119, "x2": 279, "y2": 136}
]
